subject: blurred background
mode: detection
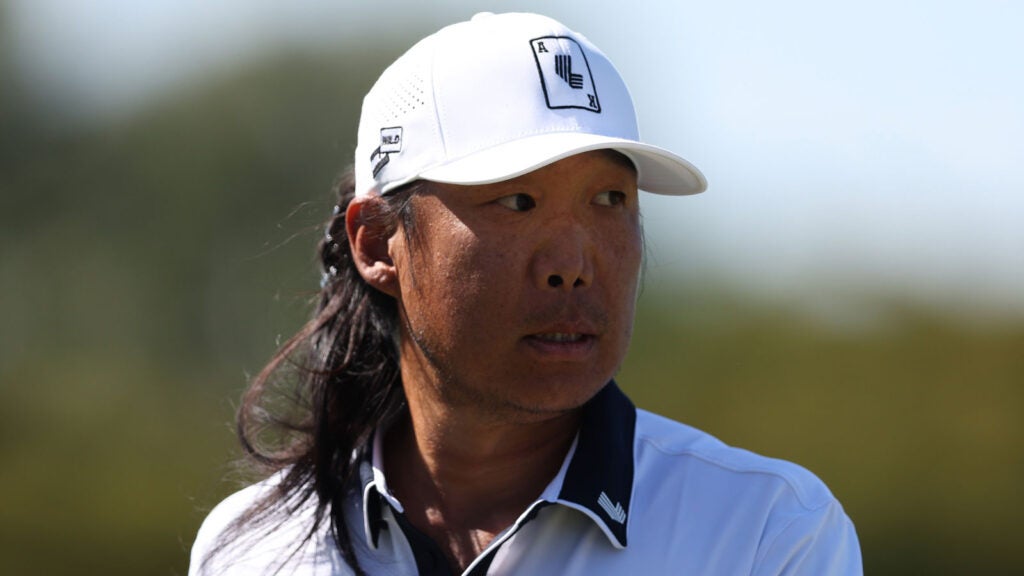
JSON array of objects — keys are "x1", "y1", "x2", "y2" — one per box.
[{"x1": 1, "y1": 0, "x2": 1021, "y2": 574}]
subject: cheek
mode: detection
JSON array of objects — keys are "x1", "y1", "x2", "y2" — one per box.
[
  {"x1": 616, "y1": 254, "x2": 643, "y2": 369},
  {"x1": 400, "y1": 226, "x2": 502, "y2": 333},
  {"x1": 606, "y1": 222, "x2": 643, "y2": 338},
  {"x1": 605, "y1": 221, "x2": 643, "y2": 290},
  {"x1": 441, "y1": 244, "x2": 521, "y2": 320}
]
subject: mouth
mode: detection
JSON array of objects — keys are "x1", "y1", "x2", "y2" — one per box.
[
  {"x1": 523, "y1": 330, "x2": 597, "y2": 358},
  {"x1": 530, "y1": 332, "x2": 588, "y2": 343}
]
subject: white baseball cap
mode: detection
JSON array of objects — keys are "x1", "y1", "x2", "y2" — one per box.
[{"x1": 354, "y1": 12, "x2": 706, "y2": 198}]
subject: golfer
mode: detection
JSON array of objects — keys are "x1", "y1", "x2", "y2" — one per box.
[{"x1": 190, "y1": 12, "x2": 862, "y2": 576}]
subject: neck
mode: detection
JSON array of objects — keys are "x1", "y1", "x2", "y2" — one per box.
[
  {"x1": 390, "y1": 401, "x2": 580, "y2": 510},
  {"x1": 384, "y1": 373, "x2": 581, "y2": 572}
]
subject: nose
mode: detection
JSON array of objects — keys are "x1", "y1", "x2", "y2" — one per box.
[{"x1": 533, "y1": 216, "x2": 593, "y2": 291}]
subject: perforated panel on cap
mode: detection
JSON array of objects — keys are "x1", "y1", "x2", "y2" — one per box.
[{"x1": 375, "y1": 68, "x2": 427, "y2": 123}]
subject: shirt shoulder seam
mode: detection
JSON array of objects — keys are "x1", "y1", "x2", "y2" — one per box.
[{"x1": 636, "y1": 433, "x2": 835, "y2": 513}]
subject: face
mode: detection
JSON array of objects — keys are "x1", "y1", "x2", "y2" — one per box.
[{"x1": 388, "y1": 150, "x2": 642, "y2": 423}]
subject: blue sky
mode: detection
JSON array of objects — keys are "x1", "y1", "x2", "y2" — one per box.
[{"x1": 9, "y1": 0, "x2": 1023, "y2": 315}]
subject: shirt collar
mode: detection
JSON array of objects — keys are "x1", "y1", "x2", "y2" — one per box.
[
  {"x1": 552, "y1": 381, "x2": 636, "y2": 548},
  {"x1": 360, "y1": 381, "x2": 637, "y2": 550},
  {"x1": 359, "y1": 429, "x2": 392, "y2": 550}
]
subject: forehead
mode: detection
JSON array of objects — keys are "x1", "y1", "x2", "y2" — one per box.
[
  {"x1": 579, "y1": 149, "x2": 637, "y2": 174},
  {"x1": 426, "y1": 149, "x2": 638, "y2": 198},
  {"x1": 500, "y1": 149, "x2": 637, "y2": 186}
]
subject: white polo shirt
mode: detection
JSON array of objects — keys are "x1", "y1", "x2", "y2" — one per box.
[{"x1": 190, "y1": 383, "x2": 862, "y2": 575}]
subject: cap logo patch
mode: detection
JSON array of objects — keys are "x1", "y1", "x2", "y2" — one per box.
[
  {"x1": 530, "y1": 37, "x2": 600, "y2": 113},
  {"x1": 370, "y1": 126, "x2": 403, "y2": 177}
]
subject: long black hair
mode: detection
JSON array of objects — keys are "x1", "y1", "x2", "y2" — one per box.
[{"x1": 200, "y1": 168, "x2": 417, "y2": 575}]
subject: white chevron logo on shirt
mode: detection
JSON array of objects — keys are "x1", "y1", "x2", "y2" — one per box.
[{"x1": 598, "y1": 491, "x2": 626, "y2": 524}]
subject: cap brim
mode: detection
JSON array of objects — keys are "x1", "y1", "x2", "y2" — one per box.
[{"x1": 417, "y1": 132, "x2": 707, "y2": 195}]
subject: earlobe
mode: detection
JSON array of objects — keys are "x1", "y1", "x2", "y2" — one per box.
[{"x1": 346, "y1": 196, "x2": 400, "y2": 298}]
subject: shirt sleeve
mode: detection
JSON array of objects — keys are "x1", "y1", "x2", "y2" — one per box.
[
  {"x1": 187, "y1": 484, "x2": 263, "y2": 576},
  {"x1": 753, "y1": 498, "x2": 863, "y2": 576}
]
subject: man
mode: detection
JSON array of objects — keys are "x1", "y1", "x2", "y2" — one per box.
[{"x1": 190, "y1": 12, "x2": 862, "y2": 575}]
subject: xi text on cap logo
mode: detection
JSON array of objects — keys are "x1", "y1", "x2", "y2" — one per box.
[
  {"x1": 370, "y1": 126, "x2": 403, "y2": 178},
  {"x1": 530, "y1": 37, "x2": 600, "y2": 113}
]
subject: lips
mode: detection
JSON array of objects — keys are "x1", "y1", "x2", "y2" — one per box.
[
  {"x1": 523, "y1": 324, "x2": 598, "y2": 360},
  {"x1": 531, "y1": 332, "x2": 587, "y2": 343},
  {"x1": 520, "y1": 301, "x2": 607, "y2": 358}
]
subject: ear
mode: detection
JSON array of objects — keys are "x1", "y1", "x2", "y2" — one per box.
[{"x1": 346, "y1": 196, "x2": 400, "y2": 298}]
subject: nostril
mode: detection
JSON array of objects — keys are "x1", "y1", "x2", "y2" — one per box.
[
  {"x1": 548, "y1": 275, "x2": 564, "y2": 287},
  {"x1": 573, "y1": 277, "x2": 583, "y2": 287}
]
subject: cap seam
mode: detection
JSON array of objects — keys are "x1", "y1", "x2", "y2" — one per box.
[{"x1": 427, "y1": 32, "x2": 448, "y2": 161}]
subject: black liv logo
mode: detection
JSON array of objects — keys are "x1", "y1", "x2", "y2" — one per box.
[
  {"x1": 530, "y1": 36, "x2": 600, "y2": 113},
  {"x1": 555, "y1": 54, "x2": 584, "y2": 89}
]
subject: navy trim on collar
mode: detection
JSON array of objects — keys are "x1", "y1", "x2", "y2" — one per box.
[
  {"x1": 359, "y1": 381, "x2": 638, "y2": 551},
  {"x1": 556, "y1": 381, "x2": 636, "y2": 547}
]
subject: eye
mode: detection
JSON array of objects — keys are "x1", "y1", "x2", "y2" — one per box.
[
  {"x1": 496, "y1": 193, "x2": 536, "y2": 212},
  {"x1": 594, "y1": 190, "x2": 627, "y2": 207}
]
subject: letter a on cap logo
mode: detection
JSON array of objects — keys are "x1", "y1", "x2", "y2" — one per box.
[{"x1": 530, "y1": 37, "x2": 600, "y2": 113}]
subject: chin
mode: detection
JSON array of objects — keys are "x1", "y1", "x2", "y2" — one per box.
[{"x1": 510, "y1": 375, "x2": 610, "y2": 416}]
